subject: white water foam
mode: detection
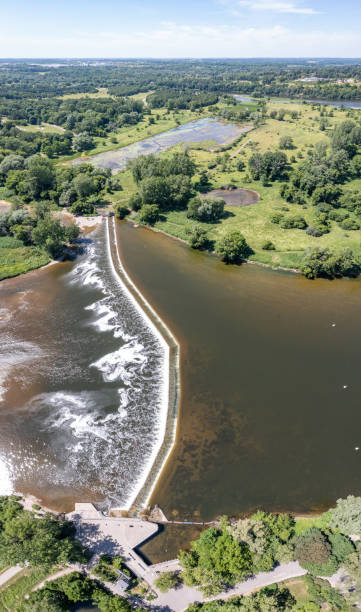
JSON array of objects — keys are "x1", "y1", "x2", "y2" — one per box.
[
  {"x1": 106, "y1": 218, "x2": 178, "y2": 509},
  {"x1": 91, "y1": 339, "x2": 147, "y2": 385},
  {"x1": 0, "y1": 455, "x2": 13, "y2": 495}
]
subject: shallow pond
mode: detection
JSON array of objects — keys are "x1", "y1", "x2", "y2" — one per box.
[{"x1": 73, "y1": 118, "x2": 249, "y2": 173}]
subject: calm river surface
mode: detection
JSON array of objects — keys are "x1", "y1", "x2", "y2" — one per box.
[
  {"x1": 116, "y1": 222, "x2": 361, "y2": 521},
  {"x1": 2, "y1": 221, "x2": 361, "y2": 520}
]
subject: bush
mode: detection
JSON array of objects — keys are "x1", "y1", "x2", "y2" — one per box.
[
  {"x1": 154, "y1": 571, "x2": 179, "y2": 593},
  {"x1": 128, "y1": 193, "x2": 143, "y2": 211},
  {"x1": 301, "y1": 555, "x2": 339, "y2": 577},
  {"x1": 262, "y1": 240, "x2": 275, "y2": 250},
  {"x1": 187, "y1": 196, "x2": 225, "y2": 223},
  {"x1": 328, "y1": 209, "x2": 349, "y2": 222},
  {"x1": 330, "y1": 495, "x2": 361, "y2": 535},
  {"x1": 340, "y1": 217, "x2": 360, "y2": 230},
  {"x1": 188, "y1": 226, "x2": 209, "y2": 250},
  {"x1": 270, "y1": 212, "x2": 284, "y2": 224},
  {"x1": 114, "y1": 203, "x2": 129, "y2": 220},
  {"x1": 279, "y1": 136, "x2": 294, "y2": 150},
  {"x1": 300, "y1": 247, "x2": 360, "y2": 279},
  {"x1": 216, "y1": 231, "x2": 252, "y2": 264},
  {"x1": 138, "y1": 204, "x2": 160, "y2": 225},
  {"x1": 294, "y1": 528, "x2": 331, "y2": 567},
  {"x1": 70, "y1": 200, "x2": 95, "y2": 216},
  {"x1": 0, "y1": 236, "x2": 24, "y2": 248},
  {"x1": 279, "y1": 215, "x2": 307, "y2": 230},
  {"x1": 306, "y1": 226, "x2": 323, "y2": 237}
]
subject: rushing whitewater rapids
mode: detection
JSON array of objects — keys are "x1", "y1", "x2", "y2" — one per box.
[{"x1": 0, "y1": 221, "x2": 170, "y2": 510}]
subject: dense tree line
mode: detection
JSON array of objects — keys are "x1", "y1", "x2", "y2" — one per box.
[
  {"x1": 178, "y1": 497, "x2": 361, "y2": 601},
  {"x1": 148, "y1": 88, "x2": 219, "y2": 110},
  {"x1": 0, "y1": 496, "x2": 85, "y2": 568},
  {"x1": 2, "y1": 60, "x2": 361, "y2": 106},
  {"x1": 0, "y1": 96, "x2": 145, "y2": 136},
  {"x1": 0, "y1": 154, "x2": 120, "y2": 214}
]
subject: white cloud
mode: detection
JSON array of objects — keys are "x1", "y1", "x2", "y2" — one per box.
[
  {"x1": 0, "y1": 22, "x2": 359, "y2": 58},
  {"x1": 238, "y1": 0, "x2": 319, "y2": 13}
]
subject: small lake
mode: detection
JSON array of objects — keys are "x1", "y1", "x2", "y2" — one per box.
[{"x1": 74, "y1": 118, "x2": 249, "y2": 173}]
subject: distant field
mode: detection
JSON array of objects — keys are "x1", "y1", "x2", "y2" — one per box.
[
  {"x1": 59, "y1": 87, "x2": 112, "y2": 99},
  {"x1": 145, "y1": 101, "x2": 361, "y2": 269},
  {"x1": 16, "y1": 122, "x2": 65, "y2": 134}
]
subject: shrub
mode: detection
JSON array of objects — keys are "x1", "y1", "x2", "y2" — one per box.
[
  {"x1": 70, "y1": 200, "x2": 95, "y2": 216},
  {"x1": 270, "y1": 212, "x2": 284, "y2": 224},
  {"x1": 294, "y1": 528, "x2": 331, "y2": 567},
  {"x1": 216, "y1": 231, "x2": 252, "y2": 264},
  {"x1": 279, "y1": 215, "x2": 307, "y2": 230},
  {"x1": 154, "y1": 571, "x2": 179, "y2": 593},
  {"x1": 279, "y1": 136, "x2": 294, "y2": 150},
  {"x1": 330, "y1": 495, "x2": 361, "y2": 535},
  {"x1": 300, "y1": 247, "x2": 360, "y2": 279},
  {"x1": 188, "y1": 226, "x2": 209, "y2": 250},
  {"x1": 128, "y1": 193, "x2": 143, "y2": 211},
  {"x1": 114, "y1": 203, "x2": 129, "y2": 220},
  {"x1": 340, "y1": 217, "x2": 360, "y2": 230},
  {"x1": 187, "y1": 196, "x2": 225, "y2": 223},
  {"x1": 138, "y1": 204, "x2": 160, "y2": 225},
  {"x1": 262, "y1": 240, "x2": 275, "y2": 250},
  {"x1": 329, "y1": 533, "x2": 354, "y2": 563},
  {"x1": 306, "y1": 226, "x2": 323, "y2": 237},
  {"x1": 0, "y1": 236, "x2": 24, "y2": 248},
  {"x1": 328, "y1": 209, "x2": 349, "y2": 222}
]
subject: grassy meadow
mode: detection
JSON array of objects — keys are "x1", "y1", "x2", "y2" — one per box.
[{"x1": 117, "y1": 100, "x2": 361, "y2": 270}]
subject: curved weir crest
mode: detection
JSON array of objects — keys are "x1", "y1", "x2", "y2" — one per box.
[{"x1": 106, "y1": 217, "x2": 180, "y2": 509}]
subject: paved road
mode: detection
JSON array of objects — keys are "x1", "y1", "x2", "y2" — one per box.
[
  {"x1": 0, "y1": 565, "x2": 23, "y2": 588},
  {"x1": 150, "y1": 561, "x2": 307, "y2": 612}
]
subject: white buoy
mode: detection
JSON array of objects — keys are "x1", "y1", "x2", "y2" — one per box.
[
  {"x1": 343, "y1": 385, "x2": 348, "y2": 389},
  {"x1": 355, "y1": 447, "x2": 359, "y2": 451}
]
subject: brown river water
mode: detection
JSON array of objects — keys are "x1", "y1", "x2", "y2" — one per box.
[{"x1": 1, "y1": 220, "x2": 361, "y2": 524}]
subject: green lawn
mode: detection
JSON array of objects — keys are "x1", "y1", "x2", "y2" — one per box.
[
  {"x1": 16, "y1": 123, "x2": 64, "y2": 134},
  {"x1": 0, "y1": 245, "x2": 50, "y2": 281},
  {"x1": 130, "y1": 101, "x2": 361, "y2": 270},
  {"x1": 294, "y1": 511, "x2": 333, "y2": 536},
  {"x1": 0, "y1": 566, "x2": 54, "y2": 610}
]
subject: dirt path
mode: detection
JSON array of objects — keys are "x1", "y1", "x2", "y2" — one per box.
[
  {"x1": 30, "y1": 567, "x2": 73, "y2": 593},
  {"x1": 231, "y1": 137, "x2": 252, "y2": 158},
  {"x1": 0, "y1": 565, "x2": 23, "y2": 588}
]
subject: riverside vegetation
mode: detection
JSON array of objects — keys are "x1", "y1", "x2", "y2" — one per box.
[
  {"x1": 3, "y1": 495, "x2": 361, "y2": 610},
  {"x1": 3, "y1": 60, "x2": 361, "y2": 279}
]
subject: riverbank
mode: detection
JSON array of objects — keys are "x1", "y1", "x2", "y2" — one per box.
[{"x1": 0, "y1": 213, "x2": 102, "y2": 282}]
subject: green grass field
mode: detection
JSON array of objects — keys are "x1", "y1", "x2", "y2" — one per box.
[
  {"x1": 0, "y1": 243, "x2": 50, "y2": 281},
  {"x1": 0, "y1": 566, "x2": 54, "y2": 610},
  {"x1": 16, "y1": 123, "x2": 65, "y2": 134},
  {"x1": 128, "y1": 101, "x2": 361, "y2": 270}
]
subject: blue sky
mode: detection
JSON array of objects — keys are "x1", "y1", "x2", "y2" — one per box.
[{"x1": 1, "y1": 0, "x2": 361, "y2": 58}]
